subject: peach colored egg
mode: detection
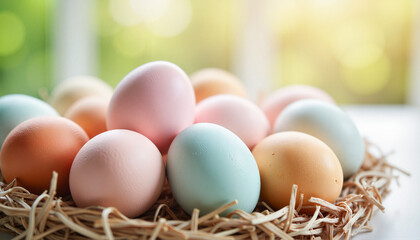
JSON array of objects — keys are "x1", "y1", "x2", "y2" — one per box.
[
  {"x1": 107, "y1": 61, "x2": 195, "y2": 154},
  {"x1": 49, "y1": 75, "x2": 113, "y2": 115},
  {"x1": 252, "y1": 131, "x2": 343, "y2": 211},
  {"x1": 261, "y1": 85, "x2": 335, "y2": 129},
  {"x1": 0, "y1": 116, "x2": 89, "y2": 195},
  {"x1": 195, "y1": 94, "x2": 270, "y2": 149},
  {"x1": 69, "y1": 129, "x2": 165, "y2": 218},
  {"x1": 190, "y1": 68, "x2": 248, "y2": 103},
  {"x1": 65, "y1": 96, "x2": 108, "y2": 138}
]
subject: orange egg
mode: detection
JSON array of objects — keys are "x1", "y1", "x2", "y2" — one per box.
[
  {"x1": 0, "y1": 116, "x2": 89, "y2": 195},
  {"x1": 190, "y1": 68, "x2": 248, "y2": 103},
  {"x1": 65, "y1": 97, "x2": 108, "y2": 138},
  {"x1": 252, "y1": 131, "x2": 343, "y2": 211}
]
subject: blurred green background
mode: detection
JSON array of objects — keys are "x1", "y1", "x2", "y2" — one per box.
[{"x1": 0, "y1": 0, "x2": 417, "y2": 104}]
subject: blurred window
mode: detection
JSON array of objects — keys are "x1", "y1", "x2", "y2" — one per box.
[
  {"x1": 0, "y1": 0, "x2": 416, "y2": 104},
  {"x1": 0, "y1": 0, "x2": 53, "y2": 96}
]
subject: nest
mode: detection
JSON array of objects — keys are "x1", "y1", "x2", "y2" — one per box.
[{"x1": 0, "y1": 141, "x2": 409, "y2": 240}]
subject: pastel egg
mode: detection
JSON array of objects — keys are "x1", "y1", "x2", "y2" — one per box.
[
  {"x1": 261, "y1": 85, "x2": 335, "y2": 129},
  {"x1": 49, "y1": 76, "x2": 113, "y2": 115},
  {"x1": 167, "y1": 123, "x2": 260, "y2": 216},
  {"x1": 0, "y1": 94, "x2": 59, "y2": 150},
  {"x1": 195, "y1": 94, "x2": 270, "y2": 149},
  {"x1": 252, "y1": 131, "x2": 343, "y2": 210},
  {"x1": 70, "y1": 129, "x2": 165, "y2": 218},
  {"x1": 0, "y1": 116, "x2": 89, "y2": 195},
  {"x1": 65, "y1": 96, "x2": 108, "y2": 138},
  {"x1": 274, "y1": 99, "x2": 365, "y2": 178},
  {"x1": 107, "y1": 61, "x2": 195, "y2": 154},
  {"x1": 190, "y1": 68, "x2": 248, "y2": 103}
]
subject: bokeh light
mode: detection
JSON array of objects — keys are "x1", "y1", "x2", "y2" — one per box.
[
  {"x1": 279, "y1": 49, "x2": 322, "y2": 87},
  {"x1": 341, "y1": 55, "x2": 390, "y2": 95},
  {"x1": 0, "y1": 11, "x2": 25, "y2": 56},
  {"x1": 130, "y1": 0, "x2": 170, "y2": 22},
  {"x1": 269, "y1": 0, "x2": 413, "y2": 103},
  {"x1": 332, "y1": 20, "x2": 385, "y2": 69},
  {"x1": 0, "y1": 0, "x2": 415, "y2": 104},
  {"x1": 112, "y1": 27, "x2": 146, "y2": 57},
  {"x1": 109, "y1": 0, "x2": 142, "y2": 26},
  {"x1": 145, "y1": 0, "x2": 192, "y2": 37}
]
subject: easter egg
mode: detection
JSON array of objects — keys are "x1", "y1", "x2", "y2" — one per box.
[
  {"x1": 0, "y1": 94, "x2": 59, "y2": 149},
  {"x1": 65, "y1": 96, "x2": 108, "y2": 138},
  {"x1": 274, "y1": 99, "x2": 365, "y2": 178},
  {"x1": 107, "y1": 61, "x2": 195, "y2": 154},
  {"x1": 167, "y1": 123, "x2": 260, "y2": 216},
  {"x1": 190, "y1": 68, "x2": 247, "y2": 103},
  {"x1": 70, "y1": 129, "x2": 165, "y2": 218},
  {"x1": 252, "y1": 131, "x2": 343, "y2": 211},
  {"x1": 0, "y1": 116, "x2": 89, "y2": 195},
  {"x1": 195, "y1": 94, "x2": 270, "y2": 149},
  {"x1": 49, "y1": 76, "x2": 113, "y2": 115},
  {"x1": 261, "y1": 85, "x2": 335, "y2": 129}
]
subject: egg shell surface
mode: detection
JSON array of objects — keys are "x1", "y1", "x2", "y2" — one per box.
[
  {"x1": 167, "y1": 123, "x2": 260, "y2": 216},
  {"x1": 190, "y1": 68, "x2": 248, "y2": 103},
  {"x1": 195, "y1": 94, "x2": 270, "y2": 149},
  {"x1": 0, "y1": 94, "x2": 59, "y2": 149},
  {"x1": 70, "y1": 129, "x2": 165, "y2": 218},
  {"x1": 107, "y1": 61, "x2": 195, "y2": 154},
  {"x1": 49, "y1": 76, "x2": 113, "y2": 115},
  {"x1": 0, "y1": 116, "x2": 89, "y2": 195},
  {"x1": 274, "y1": 99, "x2": 365, "y2": 178},
  {"x1": 252, "y1": 131, "x2": 343, "y2": 210},
  {"x1": 261, "y1": 85, "x2": 335, "y2": 129},
  {"x1": 65, "y1": 96, "x2": 109, "y2": 138}
]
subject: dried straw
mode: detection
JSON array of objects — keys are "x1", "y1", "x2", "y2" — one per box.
[{"x1": 0, "y1": 141, "x2": 409, "y2": 240}]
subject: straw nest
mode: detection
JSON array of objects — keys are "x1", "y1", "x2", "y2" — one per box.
[{"x1": 0, "y1": 141, "x2": 409, "y2": 240}]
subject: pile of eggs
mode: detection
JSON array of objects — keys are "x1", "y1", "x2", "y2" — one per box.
[{"x1": 0, "y1": 61, "x2": 365, "y2": 218}]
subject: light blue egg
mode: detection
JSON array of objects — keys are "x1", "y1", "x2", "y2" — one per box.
[
  {"x1": 0, "y1": 94, "x2": 59, "y2": 149},
  {"x1": 167, "y1": 123, "x2": 260, "y2": 217},
  {"x1": 273, "y1": 99, "x2": 365, "y2": 179}
]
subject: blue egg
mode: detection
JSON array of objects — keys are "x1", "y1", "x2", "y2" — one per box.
[
  {"x1": 274, "y1": 99, "x2": 365, "y2": 179},
  {"x1": 167, "y1": 123, "x2": 260, "y2": 216},
  {"x1": 0, "y1": 94, "x2": 59, "y2": 149}
]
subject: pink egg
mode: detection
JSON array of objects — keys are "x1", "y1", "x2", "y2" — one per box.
[
  {"x1": 195, "y1": 94, "x2": 270, "y2": 149},
  {"x1": 69, "y1": 129, "x2": 165, "y2": 218},
  {"x1": 261, "y1": 85, "x2": 335, "y2": 129},
  {"x1": 107, "y1": 61, "x2": 196, "y2": 154}
]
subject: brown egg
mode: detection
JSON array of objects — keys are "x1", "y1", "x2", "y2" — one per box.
[
  {"x1": 0, "y1": 116, "x2": 89, "y2": 195},
  {"x1": 65, "y1": 97, "x2": 109, "y2": 138},
  {"x1": 252, "y1": 131, "x2": 343, "y2": 211},
  {"x1": 190, "y1": 68, "x2": 248, "y2": 103}
]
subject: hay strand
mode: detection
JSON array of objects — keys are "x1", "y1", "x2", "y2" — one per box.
[{"x1": 0, "y1": 141, "x2": 409, "y2": 239}]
